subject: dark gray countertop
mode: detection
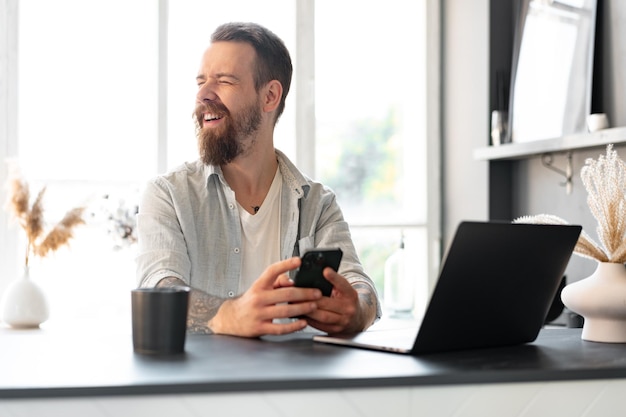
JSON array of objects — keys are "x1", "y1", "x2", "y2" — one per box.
[{"x1": 1, "y1": 326, "x2": 626, "y2": 399}]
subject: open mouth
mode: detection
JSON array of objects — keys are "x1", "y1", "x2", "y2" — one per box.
[
  {"x1": 195, "y1": 101, "x2": 228, "y2": 128},
  {"x1": 204, "y1": 113, "x2": 222, "y2": 122},
  {"x1": 203, "y1": 113, "x2": 224, "y2": 126}
]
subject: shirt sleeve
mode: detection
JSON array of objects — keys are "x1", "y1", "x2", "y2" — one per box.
[
  {"x1": 135, "y1": 178, "x2": 192, "y2": 288},
  {"x1": 299, "y1": 184, "x2": 383, "y2": 320}
]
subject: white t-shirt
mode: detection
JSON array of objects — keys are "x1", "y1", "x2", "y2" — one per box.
[{"x1": 237, "y1": 168, "x2": 283, "y2": 293}]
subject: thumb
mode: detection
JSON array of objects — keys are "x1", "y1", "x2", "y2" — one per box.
[
  {"x1": 322, "y1": 267, "x2": 351, "y2": 293},
  {"x1": 253, "y1": 257, "x2": 301, "y2": 290}
]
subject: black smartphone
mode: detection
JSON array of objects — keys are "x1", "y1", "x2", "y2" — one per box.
[{"x1": 294, "y1": 248, "x2": 343, "y2": 296}]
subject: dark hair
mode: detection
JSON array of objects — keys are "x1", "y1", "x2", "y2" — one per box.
[{"x1": 211, "y1": 22, "x2": 292, "y2": 123}]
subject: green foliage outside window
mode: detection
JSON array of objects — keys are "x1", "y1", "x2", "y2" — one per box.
[
  {"x1": 320, "y1": 108, "x2": 401, "y2": 207},
  {"x1": 318, "y1": 108, "x2": 404, "y2": 294}
]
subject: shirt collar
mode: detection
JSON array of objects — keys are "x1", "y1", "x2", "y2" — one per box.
[
  {"x1": 202, "y1": 149, "x2": 311, "y2": 199},
  {"x1": 275, "y1": 149, "x2": 310, "y2": 199}
]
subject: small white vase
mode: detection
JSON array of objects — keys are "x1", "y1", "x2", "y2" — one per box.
[
  {"x1": 561, "y1": 262, "x2": 626, "y2": 343},
  {"x1": 0, "y1": 266, "x2": 49, "y2": 328}
]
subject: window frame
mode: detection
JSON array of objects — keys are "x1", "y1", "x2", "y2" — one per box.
[{"x1": 1, "y1": 0, "x2": 20, "y2": 284}]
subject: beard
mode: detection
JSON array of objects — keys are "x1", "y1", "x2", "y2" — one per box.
[{"x1": 194, "y1": 98, "x2": 262, "y2": 166}]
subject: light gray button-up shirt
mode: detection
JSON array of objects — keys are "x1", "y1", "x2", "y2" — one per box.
[{"x1": 136, "y1": 149, "x2": 381, "y2": 318}]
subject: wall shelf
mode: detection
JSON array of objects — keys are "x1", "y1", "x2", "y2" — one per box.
[{"x1": 474, "y1": 126, "x2": 626, "y2": 161}]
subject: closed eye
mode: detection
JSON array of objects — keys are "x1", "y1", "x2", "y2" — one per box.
[{"x1": 216, "y1": 73, "x2": 239, "y2": 85}]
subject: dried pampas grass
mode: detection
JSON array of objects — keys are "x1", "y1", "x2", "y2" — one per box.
[
  {"x1": 4, "y1": 165, "x2": 86, "y2": 266},
  {"x1": 515, "y1": 144, "x2": 626, "y2": 264}
]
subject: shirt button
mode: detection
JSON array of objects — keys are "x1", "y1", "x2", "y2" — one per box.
[
  {"x1": 233, "y1": 247, "x2": 240, "y2": 254},
  {"x1": 227, "y1": 291, "x2": 235, "y2": 297},
  {"x1": 228, "y1": 203, "x2": 235, "y2": 209}
]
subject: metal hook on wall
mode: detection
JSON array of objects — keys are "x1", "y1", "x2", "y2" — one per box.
[{"x1": 541, "y1": 152, "x2": 573, "y2": 194}]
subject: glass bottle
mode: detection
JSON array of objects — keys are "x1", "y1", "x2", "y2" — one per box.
[{"x1": 384, "y1": 234, "x2": 415, "y2": 318}]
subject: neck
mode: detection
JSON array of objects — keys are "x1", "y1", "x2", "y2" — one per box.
[{"x1": 222, "y1": 145, "x2": 278, "y2": 214}]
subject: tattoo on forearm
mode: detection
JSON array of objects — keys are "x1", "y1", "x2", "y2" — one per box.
[
  {"x1": 352, "y1": 283, "x2": 375, "y2": 307},
  {"x1": 352, "y1": 282, "x2": 378, "y2": 328},
  {"x1": 157, "y1": 277, "x2": 226, "y2": 334}
]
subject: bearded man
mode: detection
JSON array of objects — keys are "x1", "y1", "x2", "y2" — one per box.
[{"x1": 136, "y1": 22, "x2": 380, "y2": 338}]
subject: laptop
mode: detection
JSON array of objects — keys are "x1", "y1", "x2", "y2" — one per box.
[{"x1": 314, "y1": 221, "x2": 582, "y2": 355}]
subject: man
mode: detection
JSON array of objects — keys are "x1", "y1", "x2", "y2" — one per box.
[{"x1": 136, "y1": 22, "x2": 381, "y2": 338}]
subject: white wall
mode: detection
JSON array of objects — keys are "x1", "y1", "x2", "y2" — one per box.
[{"x1": 442, "y1": 0, "x2": 490, "y2": 245}]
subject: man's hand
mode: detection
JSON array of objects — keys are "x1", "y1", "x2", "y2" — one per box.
[
  {"x1": 304, "y1": 267, "x2": 378, "y2": 335},
  {"x1": 209, "y1": 257, "x2": 323, "y2": 337}
]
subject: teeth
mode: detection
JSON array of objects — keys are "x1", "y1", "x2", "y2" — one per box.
[{"x1": 204, "y1": 113, "x2": 221, "y2": 121}]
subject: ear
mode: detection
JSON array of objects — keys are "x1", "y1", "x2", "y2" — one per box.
[{"x1": 261, "y1": 80, "x2": 283, "y2": 114}]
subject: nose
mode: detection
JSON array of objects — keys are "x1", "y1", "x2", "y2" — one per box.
[{"x1": 196, "y1": 80, "x2": 218, "y2": 104}]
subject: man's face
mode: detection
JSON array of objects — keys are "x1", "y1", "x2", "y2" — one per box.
[{"x1": 194, "y1": 41, "x2": 262, "y2": 165}]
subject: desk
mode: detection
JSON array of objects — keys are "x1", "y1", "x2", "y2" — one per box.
[{"x1": 1, "y1": 321, "x2": 626, "y2": 417}]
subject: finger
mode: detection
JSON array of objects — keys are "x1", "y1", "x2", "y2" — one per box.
[
  {"x1": 271, "y1": 300, "x2": 318, "y2": 320},
  {"x1": 249, "y1": 300, "x2": 318, "y2": 326},
  {"x1": 264, "y1": 286, "x2": 322, "y2": 307},
  {"x1": 273, "y1": 272, "x2": 295, "y2": 289},
  {"x1": 322, "y1": 267, "x2": 353, "y2": 293},
  {"x1": 306, "y1": 315, "x2": 346, "y2": 335},
  {"x1": 312, "y1": 294, "x2": 350, "y2": 318},
  {"x1": 305, "y1": 305, "x2": 340, "y2": 323},
  {"x1": 305, "y1": 299, "x2": 355, "y2": 334},
  {"x1": 262, "y1": 319, "x2": 309, "y2": 336},
  {"x1": 238, "y1": 317, "x2": 310, "y2": 337},
  {"x1": 254, "y1": 257, "x2": 301, "y2": 290}
]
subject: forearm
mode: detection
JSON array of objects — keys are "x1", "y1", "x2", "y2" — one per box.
[
  {"x1": 353, "y1": 282, "x2": 379, "y2": 331},
  {"x1": 156, "y1": 277, "x2": 226, "y2": 334}
]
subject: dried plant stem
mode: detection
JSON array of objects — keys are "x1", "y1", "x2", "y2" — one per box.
[
  {"x1": 33, "y1": 207, "x2": 86, "y2": 258},
  {"x1": 581, "y1": 145, "x2": 626, "y2": 262},
  {"x1": 26, "y1": 187, "x2": 46, "y2": 242},
  {"x1": 574, "y1": 233, "x2": 610, "y2": 262},
  {"x1": 4, "y1": 167, "x2": 85, "y2": 266},
  {"x1": 515, "y1": 145, "x2": 626, "y2": 264}
]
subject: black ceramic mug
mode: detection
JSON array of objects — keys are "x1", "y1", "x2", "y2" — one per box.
[{"x1": 131, "y1": 287, "x2": 190, "y2": 355}]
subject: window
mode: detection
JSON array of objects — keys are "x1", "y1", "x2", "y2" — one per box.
[
  {"x1": 0, "y1": 0, "x2": 437, "y2": 322},
  {"x1": 314, "y1": 2, "x2": 429, "y2": 313},
  {"x1": 5, "y1": 0, "x2": 159, "y2": 322}
]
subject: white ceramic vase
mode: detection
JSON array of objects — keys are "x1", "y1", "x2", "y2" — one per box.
[
  {"x1": 0, "y1": 266, "x2": 49, "y2": 328},
  {"x1": 561, "y1": 262, "x2": 626, "y2": 343}
]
